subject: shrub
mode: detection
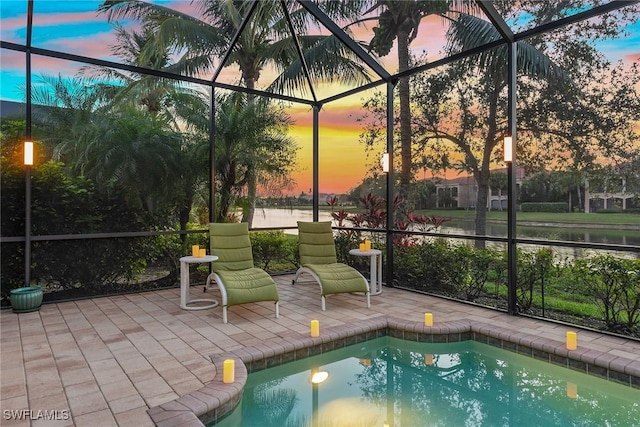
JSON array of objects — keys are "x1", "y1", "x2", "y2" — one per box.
[
  {"x1": 573, "y1": 255, "x2": 640, "y2": 333},
  {"x1": 447, "y1": 245, "x2": 502, "y2": 302},
  {"x1": 250, "y1": 230, "x2": 296, "y2": 273},
  {"x1": 520, "y1": 202, "x2": 568, "y2": 212},
  {"x1": 394, "y1": 239, "x2": 455, "y2": 294},
  {"x1": 1, "y1": 161, "x2": 154, "y2": 299},
  {"x1": 516, "y1": 248, "x2": 555, "y2": 312}
]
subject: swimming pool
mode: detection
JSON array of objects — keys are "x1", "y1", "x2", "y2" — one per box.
[{"x1": 212, "y1": 336, "x2": 640, "y2": 426}]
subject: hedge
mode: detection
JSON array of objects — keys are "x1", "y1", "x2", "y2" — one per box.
[{"x1": 520, "y1": 202, "x2": 568, "y2": 213}]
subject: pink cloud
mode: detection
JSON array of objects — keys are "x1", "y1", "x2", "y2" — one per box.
[
  {"x1": 0, "y1": 49, "x2": 25, "y2": 69},
  {"x1": 40, "y1": 31, "x2": 117, "y2": 61},
  {"x1": 624, "y1": 53, "x2": 640, "y2": 62},
  {"x1": 30, "y1": 56, "x2": 87, "y2": 76},
  {"x1": 0, "y1": 15, "x2": 27, "y2": 43},
  {"x1": 166, "y1": 1, "x2": 202, "y2": 16}
]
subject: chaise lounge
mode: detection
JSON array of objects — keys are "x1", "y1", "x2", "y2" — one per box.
[
  {"x1": 206, "y1": 222, "x2": 280, "y2": 323},
  {"x1": 293, "y1": 221, "x2": 370, "y2": 310}
]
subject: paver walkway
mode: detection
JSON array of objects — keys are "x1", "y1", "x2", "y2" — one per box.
[{"x1": 2, "y1": 274, "x2": 639, "y2": 426}]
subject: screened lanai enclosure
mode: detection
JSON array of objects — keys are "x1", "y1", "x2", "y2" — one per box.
[{"x1": 1, "y1": 0, "x2": 639, "y2": 337}]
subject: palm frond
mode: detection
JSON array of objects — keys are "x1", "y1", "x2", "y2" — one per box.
[
  {"x1": 266, "y1": 34, "x2": 375, "y2": 96},
  {"x1": 448, "y1": 13, "x2": 568, "y2": 82}
]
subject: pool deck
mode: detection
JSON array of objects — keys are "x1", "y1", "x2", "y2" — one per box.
[{"x1": 2, "y1": 274, "x2": 640, "y2": 426}]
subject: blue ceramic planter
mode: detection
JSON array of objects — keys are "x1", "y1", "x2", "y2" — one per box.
[{"x1": 10, "y1": 287, "x2": 43, "y2": 313}]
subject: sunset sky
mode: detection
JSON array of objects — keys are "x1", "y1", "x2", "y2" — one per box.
[{"x1": 1, "y1": 1, "x2": 638, "y2": 195}]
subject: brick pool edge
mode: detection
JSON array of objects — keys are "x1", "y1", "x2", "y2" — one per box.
[{"x1": 147, "y1": 315, "x2": 640, "y2": 426}]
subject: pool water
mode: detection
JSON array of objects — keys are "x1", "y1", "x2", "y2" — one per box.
[{"x1": 212, "y1": 337, "x2": 640, "y2": 426}]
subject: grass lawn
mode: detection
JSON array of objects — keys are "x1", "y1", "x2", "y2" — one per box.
[
  {"x1": 416, "y1": 209, "x2": 640, "y2": 226},
  {"x1": 289, "y1": 205, "x2": 640, "y2": 226}
]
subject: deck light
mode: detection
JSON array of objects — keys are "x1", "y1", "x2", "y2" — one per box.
[
  {"x1": 310, "y1": 319, "x2": 320, "y2": 337},
  {"x1": 223, "y1": 359, "x2": 235, "y2": 383},
  {"x1": 424, "y1": 312, "x2": 433, "y2": 327},
  {"x1": 566, "y1": 331, "x2": 577, "y2": 350}
]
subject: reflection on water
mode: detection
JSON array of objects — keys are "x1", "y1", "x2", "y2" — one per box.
[
  {"x1": 212, "y1": 337, "x2": 640, "y2": 427},
  {"x1": 251, "y1": 208, "x2": 330, "y2": 232},
  {"x1": 252, "y1": 208, "x2": 640, "y2": 246}
]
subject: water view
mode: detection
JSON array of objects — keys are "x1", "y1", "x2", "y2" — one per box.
[{"x1": 252, "y1": 208, "x2": 640, "y2": 246}]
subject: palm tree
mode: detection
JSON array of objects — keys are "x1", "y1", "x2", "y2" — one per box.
[
  {"x1": 77, "y1": 22, "x2": 211, "y2": 237},
  {"x1": 84, "y1": 23, "x2": 210, "y2": 128},
  {"x1": 360, "y1": 1, "x2": 475, "y2": 201},
  {"x1": 29, "y1": 73, "x2": 189, "y2": 231},
  {"x1": 98, "y1": 0, "x2": 373, "y2": 225},
  {"x1": 213, "y1": 92, "x2": 296, "y2": 222}
]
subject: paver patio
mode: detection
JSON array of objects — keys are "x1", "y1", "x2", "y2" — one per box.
[{"x1": 2, "y1": 274, "x2": 639, "y2": 426}]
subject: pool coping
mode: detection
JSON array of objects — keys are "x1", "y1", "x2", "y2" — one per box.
[{"x1": 147, "y1": 315, "x2": 640, "y2": 426}]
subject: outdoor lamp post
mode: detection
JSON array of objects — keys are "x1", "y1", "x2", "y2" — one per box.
[
  {"x1": 504, "y1": 135, "x2": 517, "y2": 314},
  {"x1": 24, "y1": 141, "x2": 33, "y2": 287}
]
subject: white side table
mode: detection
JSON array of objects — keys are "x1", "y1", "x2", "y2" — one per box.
[
  {"x1": 179, "y1": 255, "x2": 219, "y2": 310},
  {"x1": 349, "y1": 248, "x2": 383, "y2": 295}
]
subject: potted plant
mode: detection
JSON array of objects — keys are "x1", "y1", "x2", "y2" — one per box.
[{"x1": 10, "y1": 286, "x2": 43, "y2": 313}]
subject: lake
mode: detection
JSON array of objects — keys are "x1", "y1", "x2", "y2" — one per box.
[{"x1": 252, "y1": 208, "x2": 640, "y2": 249}]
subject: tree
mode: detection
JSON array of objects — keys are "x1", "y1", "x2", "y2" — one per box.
[
  {"x1": 361, "y1": 0, "x2": 476, "y2": 201},
  {"x1": 213, "y1": 92, "x2": 297, "y2": 223},
  {"x1": 31, "y1": 74, "x2": 189, "y2": 226},
  {"x1": 81, "y1": 22, "x2": 212, "y2": 236},
  {"x1": 408, "y1": 2, "x2": 638, "y2": 246},
  {"x1": 98, "y1": 0, "x2": 372, "y2": 225}
]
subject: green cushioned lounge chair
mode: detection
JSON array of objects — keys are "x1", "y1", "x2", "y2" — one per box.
[
  {"x1": 293, "y1": 221, "x2": 370, "y2": 310},
  {"x1": 205, "y1": 222, "x2": 279, "y2": 323}
]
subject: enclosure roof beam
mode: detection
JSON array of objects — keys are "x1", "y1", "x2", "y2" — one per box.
[
  {"x1": 0, "y1": 41, "x2": 214, "y2": 87},
  {"x1": 477, "y1": 1, "x2": 514, "y2": 43},
  {"x1": 514, "y1": 0, "x2": 639, "y2": 42},
  {"x1": 282, "y1": 0, "x2": 317, "y2": 103},
  {"x1": 213, "y1": 81, "x2": 317, "y2": 106},
  {"x1": 211, "y1": 0, "x2": 259, "y2": 83},
  {"x1": 297, "y1": 0, "x2": 391, "y2": 82}
]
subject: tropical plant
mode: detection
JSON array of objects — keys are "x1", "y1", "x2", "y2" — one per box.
[
  {"x1": 213, "y1": 92, "x2": 297, "y2": 222},
  {"x1": 358, "y1": 0, "x2": 469, "y2": 202},
  {"x1": 98, "y1": 0, "x2": 373, "y2": 225},
  {"x1": 80, "y1": 22, "x2": 212, "y2": 238},
  {"x1": 30, "y1": 70, "x2": 205, "y2": 240}
]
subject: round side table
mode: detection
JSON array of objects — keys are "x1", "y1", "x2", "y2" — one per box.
[
  {"x1": 348, "y1": 248, "x2": 383, "y2": 295},
  {"x1": 179, "y1": 255, "x2": 219, "y2": 310}
]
